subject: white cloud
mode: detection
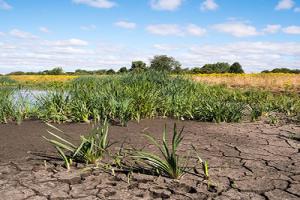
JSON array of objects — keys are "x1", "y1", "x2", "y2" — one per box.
[
  {"x1": 294, "y1": 7, "x2": 300, "y2": 12},
  {"x1": 9, "y1": 29, "x2": 37, "y2": 39},
  {"x1": 146, "y1": 24, "x2": 183, "y2": 36},
  {"x1": 186, "y1": 24, "x2": 206, "y2": 36},
  {"x1": 0, "y1": 32, "x2": 5, "y2": 36},
  {"x1": 0, "y1": 37, "x2": 151, "y2": 73},
  {"x1": 45, "y1": 38, "x2": 89, "y2": 46},
  {"x1": 181, "y1": 42, "x2": 300, "y2": 72},
  {"x1": 153, "y1": 44, "x2": 179, "y2": 51},
  {"x1": 0, "y1": 37, "x2": 300, "y2": 73},
  {"x1": 0, "y1": 0, "x2": 12, "y2": 10},
  {"x1": 39, "y1": 27, "x2": 50, "y2": 33},
  {"x1": 201, "y1": 0, "x2": 218, "y2": 11},
  {"x1": 80, "y1": 24, "x2": 97, "y2": 31},
  {"x1": 147, "y1": 24, "x2": 206, "y2": 37},
  {"x1": 263, "y1": 24, "x2": 281, "y2": 34},
  {"x1": 72, "y1": 0, "x2": 116, "y2": 8},
  {"x1": 114, "y1": 21, "x2": 136, "y2": 29},
  {"x1": 213, "y1": 22, "x2": 260, "y2": 37},
  {"x1": 282, "y1": 26, "x2": 300, "y2": 34},
  {"x1": 275, "y1": 0, "x2": 295, "y2": 10},
  {"x1": 150, "y1": 0, "x2": 183, "y2": 11}
]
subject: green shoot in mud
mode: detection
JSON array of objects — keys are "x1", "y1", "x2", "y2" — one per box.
[
  {"x1": 43, "y1": 120, "x2": 111, "y2": 169},
  {"x1": 42, "y1": 121, "x2": 216, "y2": 192},
  {"x1": 134, "y1": 124, "x2": 185, "y2": 179},
  {"x1": 191, "y1": 145, "x2": 209, "y2": 178},
  {"x1": 192, "y1": 144, "x2": 217, "y2": 191}
]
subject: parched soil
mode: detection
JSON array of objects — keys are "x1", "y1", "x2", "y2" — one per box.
[{"x1": 0, "y1": 119, "x2": 299, "y2": 200}]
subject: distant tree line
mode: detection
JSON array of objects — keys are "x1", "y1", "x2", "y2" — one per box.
[
  {"x1": 5, "y1": 55, "x2": 297, "y2": 75},
  {"x1": 261, "y1": 68, "x2": 300, "y2": 74},
  {"x1": 190, "y1": 62, "x2": 244, "y2": 74},
  {"x1": 7, "y1": 67, "x2": 65, "y2": 75}
]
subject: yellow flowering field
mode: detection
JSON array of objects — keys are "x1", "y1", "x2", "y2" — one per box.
[
  {"x1": 191, "y1": 73, "x2": 300, "y2": 93},
  {"x1": 9, "y1": 75, "x2": 78, "y2": 84}
]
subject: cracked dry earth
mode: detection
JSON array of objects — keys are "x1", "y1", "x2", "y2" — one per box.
[{"x1": 0, "y1": 119, "x2": 299, "y2": 200}]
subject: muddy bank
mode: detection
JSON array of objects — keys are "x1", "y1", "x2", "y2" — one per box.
[{"x1": 0, "y1": 119, "x2": 299, "y2": 199}]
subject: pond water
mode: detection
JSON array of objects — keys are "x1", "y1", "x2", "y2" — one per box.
[{"x1": 13, "y1": 89, "x2": 48, "y2": 105}]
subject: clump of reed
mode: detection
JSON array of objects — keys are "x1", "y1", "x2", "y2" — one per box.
[{"x1": 1, "y1": 71, "x2": 299, "y2": 124}]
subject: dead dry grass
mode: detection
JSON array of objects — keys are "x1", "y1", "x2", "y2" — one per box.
[
  {"x1": 191, "y1": 73, "x2": 300, "y2": 93},
  {"x1": 9, "y1": 75, "x2": 78, "y2": 84}
]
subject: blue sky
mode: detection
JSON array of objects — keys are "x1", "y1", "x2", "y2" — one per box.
[{"x1": 0, "y1": 0, "x2": 300, "y2": 73}]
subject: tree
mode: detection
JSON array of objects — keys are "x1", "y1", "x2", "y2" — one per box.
[
  {"x1": 75, "y1": 69, "x2": 92, "y2": 75},
  {"x1": 262, "y1": 68, "x2": 300, "y2": 74},
  {"x1": 106, "y1": 69, "x2": 115, "y2": 74},
  {"x1": 150, "y1": 55, "x2": 181, "y2": 72},
  {"x1": 191, "y1": 67, "x2": 202, "y2": 74},
  {"x1": 94, "y1": 70, "x2": 107, "y2": 75},
  {"x1": 130, "y1": 61, "x2": 147, "y2": 72},
  {"x1": 118, "y1": 67, "x2": 128, "y2": 73},
  {"x1": 200, "y1": 62, "x2": 230, "y2": 74},
  {"x1": 8, "y1": 71, "x2": 26, "y2": 75},
  {"x1": 172, "y1": 65, "x2": 183, "y2": 74},
  {"x1": 229, "y1": 62, "x2": 244, "y2": 73},
  {"x1": 46, "y1": 67, "x2": 64, "y2": 75}
]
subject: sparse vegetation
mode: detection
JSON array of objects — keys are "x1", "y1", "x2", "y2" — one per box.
[
  {"x1": 43, "y1": 120, "x2": 111, "y2": 169},
  {"x1": 43, "y1": 121, "x2": 211, "y2": 183},
  {"x1": 134, "y1": 124, "x2": 185, "y2": 179}
]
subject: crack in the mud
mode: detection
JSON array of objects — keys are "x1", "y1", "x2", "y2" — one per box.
[{"x1": 1, "y1": 121, "x2": 300, "y2": 200}]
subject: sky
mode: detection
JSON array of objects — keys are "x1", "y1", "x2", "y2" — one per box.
[{"x1": 0, "y1": 0, "x2": 300, "y2": 73}]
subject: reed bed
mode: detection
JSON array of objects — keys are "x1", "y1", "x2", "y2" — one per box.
[{"x1": 1, "y1": 71, "x2": 298, "y2": 124}]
